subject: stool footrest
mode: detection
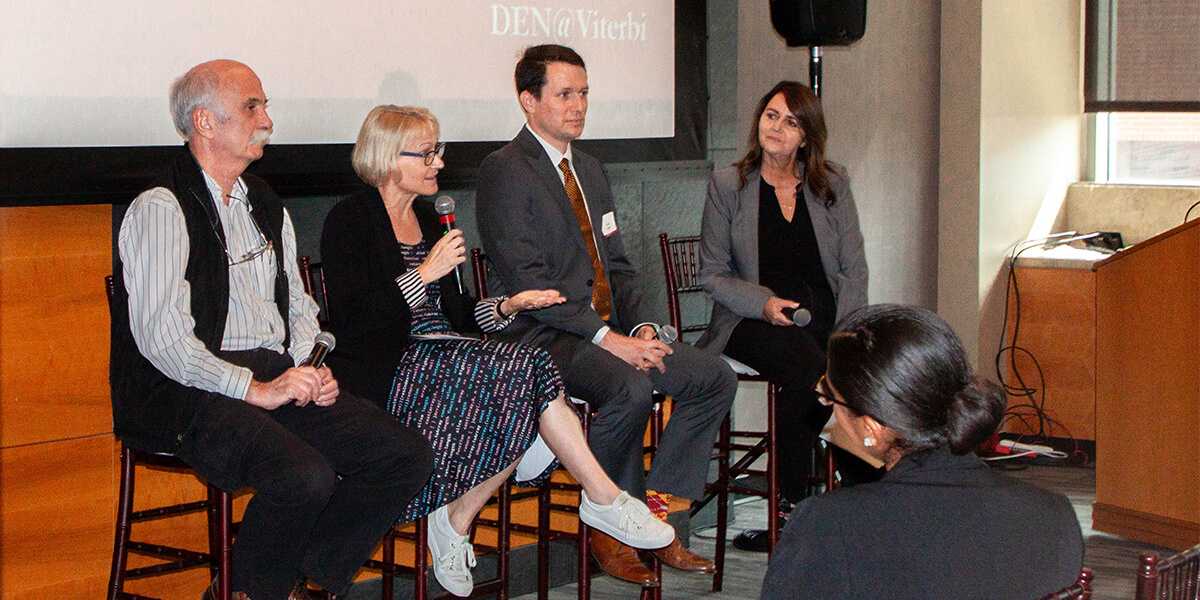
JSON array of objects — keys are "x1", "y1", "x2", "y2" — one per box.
[{"x1": 130, "y1": 499, "x2": 211, "y2": 522}]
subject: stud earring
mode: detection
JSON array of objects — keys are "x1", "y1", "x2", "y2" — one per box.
[{"x1": 863, "y1": 437, "x2": 875, "y2": 447}]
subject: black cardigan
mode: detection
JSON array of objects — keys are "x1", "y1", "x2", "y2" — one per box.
[
  {"x1": 760, "y1": 446, "x2": 1083, "y2": 600},
  {"x1": 320, "y1": 188, "x2": 481, "y2": 404}
]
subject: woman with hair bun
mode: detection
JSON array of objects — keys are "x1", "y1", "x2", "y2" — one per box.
[{"x1": 760, "y1": 304, "x2": 1083, "y2": 600}]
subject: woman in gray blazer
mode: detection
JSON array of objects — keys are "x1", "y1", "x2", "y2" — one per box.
[{"x1": 697, "y1": 81, "x2": 869, "y2": 549}]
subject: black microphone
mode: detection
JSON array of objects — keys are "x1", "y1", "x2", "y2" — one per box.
[
  {"x1": 300, "y1": 331, "x2": 336, "y2": 368},
  {"x1": 433, "y1": 195, "x2": 466, "y2": 294},
  {"x1": 435, "y1": 195, "x2": 456, "y2": 235},
  {"x1": 781, "y1": 307, "x2": 812, "y2": 327}
]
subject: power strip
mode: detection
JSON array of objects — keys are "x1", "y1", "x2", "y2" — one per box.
[
  {"x1": 983, "y1": 439, "x2": 1069, "y2": 461},
  {"x1": 998, "y1": 439, "x2": 1055, "y2": 454}
]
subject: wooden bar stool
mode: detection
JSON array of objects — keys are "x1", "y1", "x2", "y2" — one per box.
[
  {"x1": 657, "y1": 233, "x2": 836, "y2": 590},
  {"x1": 107, "y1": 444, "x2": 235, "y2": 600},
  {"x1": 106, "y1": 275, "x2": 235, "y2": 600}
]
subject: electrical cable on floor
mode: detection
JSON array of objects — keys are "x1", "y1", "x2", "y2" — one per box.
[{"x1": 993, "y1": 237, "x2": 1090, "y2": 467}]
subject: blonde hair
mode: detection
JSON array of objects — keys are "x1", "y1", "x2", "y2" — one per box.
[{"x1": 351, "y1": 105, "x2": 440, "y2": 187}]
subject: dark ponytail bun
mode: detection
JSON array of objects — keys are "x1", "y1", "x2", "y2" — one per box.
[
  {"x1": 946, "y1": 378, "x2": 1006, "y2": 455},
  {"x1": 828, "y1": 304, "x2": 1003, "y2": 458}
]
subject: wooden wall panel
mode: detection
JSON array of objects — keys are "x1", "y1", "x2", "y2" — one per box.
[
  {"x1": 1095, "y1": 222, "x2": 1199, "y2": 543},
  {"x1": 0, "y1": 435, "x2": 115, "y2": 599},
  {"x1": 0, "y1": 204, "x2": 112, "y2": 447},
  {"x1": 1004, "y1": 266, "x2": 1097, "y2": 440}
]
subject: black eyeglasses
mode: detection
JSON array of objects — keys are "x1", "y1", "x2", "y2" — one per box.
[
  {"x1": 815, "y1": 375, "x2": 853, "y2": 409},
  {"x1": 398, "y1": 141, "x2": 446, "y2": 166}
]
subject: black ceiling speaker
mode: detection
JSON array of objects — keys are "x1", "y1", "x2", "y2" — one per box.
[{"x1": 770, "y1": 0, "x2": 867, "y2": 47}]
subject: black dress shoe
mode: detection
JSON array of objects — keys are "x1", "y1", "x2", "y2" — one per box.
[{"x1": 732, "y1": 529, "x2": 773, "y2": 553}]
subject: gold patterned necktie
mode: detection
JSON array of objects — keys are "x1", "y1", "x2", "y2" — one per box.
[{"x1": 559, "y1": 158, "x2": 613, "y2": 321}]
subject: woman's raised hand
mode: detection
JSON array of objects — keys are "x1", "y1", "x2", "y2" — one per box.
[
  {"x1": 416, "y1": 229, "x2": 466, "y2": 284},
  {"x1": 500, "y1": 289, "x2": 566, "y2": 316}
]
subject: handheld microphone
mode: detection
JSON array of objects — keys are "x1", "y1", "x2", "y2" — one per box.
[
  {"x1": 300, "y1": 331, "x2": 336, "y2": 368},
  {"x1": 656, "y1": 325, "x2": 679, "y2": 344},
  {"x1": 435, "y1": 196, "x2": 456, "y2": 235},
  {"x1": 781, "y1": 307, "x2": 812, "y2": 327},
  {"x1": 432, "y1": 195, "x2": 465, "y2": 294}
]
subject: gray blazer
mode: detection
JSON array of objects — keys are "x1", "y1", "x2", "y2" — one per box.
[
  {"x1": 476, "y1": 127, "x2": 655, "y2": 366},
  {"x1": 696, "y1": 163, "x2": 868, "y2": 353}
]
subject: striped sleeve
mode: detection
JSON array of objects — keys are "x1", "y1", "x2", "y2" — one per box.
[
  {"x1": 395, "y1": 270, "x2": 427, "y2": 308},
  {"x1": 474, "y1": 296, "x2": 516, "y2": 333},
  {"x1": 118, "y1": 187, "x2": 253, "y2": 400},
  {"x1": 281, "y1": 208, "x2": 322, "y2": 366}
]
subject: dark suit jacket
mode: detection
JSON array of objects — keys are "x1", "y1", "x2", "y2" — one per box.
[
  {"x1": 760, "y1": 447, "x2": 1084, "y2": 600},
  {"x1": 476, "y1": 127, "x2": 654, "y2": 367},
  {"x1": 319, "y1": 188, "x2": 480, "y2": 404}
]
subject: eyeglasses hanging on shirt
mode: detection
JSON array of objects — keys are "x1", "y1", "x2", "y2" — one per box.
[
  {"x1": 227, "y1": 227, "x2": 273, "y2": 266},
  {"x1": 210, "y1": 203, "x2": 273, "y2": 267}
]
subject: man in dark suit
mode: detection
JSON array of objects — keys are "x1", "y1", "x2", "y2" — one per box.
[{"x1": 476, "y1": 44, "x2": 737, "y2": 585}]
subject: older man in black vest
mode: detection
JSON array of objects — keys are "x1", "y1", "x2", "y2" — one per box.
[{"x1": 111, "y1": 59, "x2": 434, "y2": 600}]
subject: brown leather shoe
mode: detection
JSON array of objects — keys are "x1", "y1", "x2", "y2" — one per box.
[
  {"x1": 201, "y1": 577, "x2": 250, "y2": 600},
  {"x1": 590, "y1": 530, "x2": 659, "y2": 586},
  {"x1": 652, "y1": 537, "x2": 716, "y2": 573},
  {"x1": 289, "y1": 578, "x2": 339, "y2": 600}
]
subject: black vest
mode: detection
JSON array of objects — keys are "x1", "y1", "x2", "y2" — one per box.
[{"x1": 110, "y1": 146, "x2": 290, "y2": 453}]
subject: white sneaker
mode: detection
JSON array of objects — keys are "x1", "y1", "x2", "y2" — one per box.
[
  {"x1": 579, "y1": 490, "x2": 676, "y2": 550},
  {"x1": 427, "y1": 506, "x2": 476, "y2": 597}
]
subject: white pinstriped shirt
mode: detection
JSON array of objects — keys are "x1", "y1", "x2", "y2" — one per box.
[{"x1": 118, "y1": 172, "x2": 320, "y2": 401}]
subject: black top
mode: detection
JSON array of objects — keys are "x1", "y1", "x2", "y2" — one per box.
[
  {"x1": 761, "y1": 446, "x2": 1084, "y2": 600},
  {"x1": 757, "y1": 179, "x2": 836, "y2": 334},
  {"x1": 319, "y1": 188, "x2": 480, "y2": 404}
]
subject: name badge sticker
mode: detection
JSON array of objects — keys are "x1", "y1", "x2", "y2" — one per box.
[{"x1": 601, "y1": 211, "x2": 618, "y2": 237}]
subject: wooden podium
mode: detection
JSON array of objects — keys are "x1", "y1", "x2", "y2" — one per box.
[{"x1": 1093, "y1": 219, "x2": 1200, "y2": 550}]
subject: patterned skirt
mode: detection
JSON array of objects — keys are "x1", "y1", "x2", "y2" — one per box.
[{"x1": 389, "y1": 337, "x2": 564, "y2": 522}]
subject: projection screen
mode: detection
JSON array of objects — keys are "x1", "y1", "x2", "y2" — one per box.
[{"x1": 0, "y1": 0, "x2": 706, "y2": 203}]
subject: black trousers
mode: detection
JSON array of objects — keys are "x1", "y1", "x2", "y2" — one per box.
[
  {"x1": 176, "y1": 350, "x2": 435, "y2": 599},
  {"x1": 723, "y1": 318, "x2": 834, "y2": 504}
]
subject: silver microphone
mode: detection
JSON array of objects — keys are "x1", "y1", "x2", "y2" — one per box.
[
  {"x1": 300, "y1": 331, "x2": 336, "y2": 368},
  {"x1": 434, "y1": 196, "x2": 456, "y2": 234},
  {"x1": 656, "y1": 324, "x2": 679, "y2": 344},
  {"x1": 781, "y1": 307, "x2": 812, "y2": 327},
  {"x1": 432, "y1": 195, "x2": 465, "y2": 294}
]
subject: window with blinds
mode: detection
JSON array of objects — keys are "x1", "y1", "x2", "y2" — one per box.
[
  {"x1": 1085, "y1": 0, "x2": 1200, "y2": 111},
  {"x1": 1086, "y1": 0, "x2": 1200, "y2": 184}
]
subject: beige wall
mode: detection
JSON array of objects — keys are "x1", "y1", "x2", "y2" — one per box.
[
  {"x1": 735, "y1": 0, "x2": 943, "y2": 309},
  {"x1": 939, "y1": 0, "x2": 985, "y2": 361},
  {"x1": 982, "y1": 1, "x2": 1084, "y2": 372},
  {"x1": 939, "y1": 0, "x2": 1083, "y2": 370}
]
